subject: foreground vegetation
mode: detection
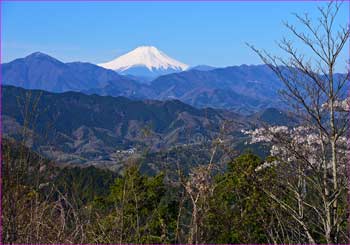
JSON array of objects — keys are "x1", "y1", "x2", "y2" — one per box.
[{"x1": 2, "y1": 138, "x2": 349, "y2": 244}]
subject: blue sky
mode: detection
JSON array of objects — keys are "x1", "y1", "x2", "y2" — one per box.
[{"x1": 2, "y1": 1, "x2": 349, "y2": 70}]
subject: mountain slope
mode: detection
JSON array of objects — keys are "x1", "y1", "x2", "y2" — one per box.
[
  {"x1": 2, "y1": 52, "x2": 147, "y2": 96},
  {"x1": 98, "y1": 46, "x2": 189, "y2": 78},
  {"x1": 2, "y1": 52, "x2": 285, "y2": 113},
  {"x1": 190, "y1": 65, "x2": 216, "y2": 71},
  {"x1": 248, "y1": 107, "x2": 298, "y2": 126},
  {"x1": 150, "y1": 64, "x2": 283, "y2": 113},
  {"x1": 3, "y1": 85, "x2": 242, "y2": 167}
]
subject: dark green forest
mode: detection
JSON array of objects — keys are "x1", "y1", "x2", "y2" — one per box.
[{"x1": 2, "y1": 138, "x2": 349, "y2": 244}]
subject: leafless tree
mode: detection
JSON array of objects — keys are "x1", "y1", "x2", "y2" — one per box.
[{"x1": 247, "y1": 1, "x2": 349, "y2": 243}]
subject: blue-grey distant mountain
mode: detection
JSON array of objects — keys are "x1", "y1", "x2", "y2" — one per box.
[
  {"x1": 3, "y1": 52, "x2": 306, "y2": 113},
  {"x1": 117, "y1": 65, "x2": 183, "y2": 80},
  {"x1": 151, "y1": 64, "x2": 284, "y2": 113},
  {"x1": 190, "y1": 65, "x2": 216, "y2": 71},
  {"x1": 2, "y1": 52, "x2": 150, "y2": 98}
]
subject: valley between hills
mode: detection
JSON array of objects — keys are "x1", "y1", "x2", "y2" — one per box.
[{"x1": 2, "y1": 48, "x2": 295, "y2": 173}]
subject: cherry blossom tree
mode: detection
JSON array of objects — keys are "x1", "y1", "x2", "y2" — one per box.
[{"x1": 247, "y1": 1, "x2": 349, "y2": 243}]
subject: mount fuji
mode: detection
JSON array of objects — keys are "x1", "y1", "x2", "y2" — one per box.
[{"x1": 98, "y1": 46, "x2": 189, "y2": 79}]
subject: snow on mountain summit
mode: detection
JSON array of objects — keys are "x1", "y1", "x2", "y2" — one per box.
[{"x1": 98, "y1": 46, "x2": 188, "y2": 77}]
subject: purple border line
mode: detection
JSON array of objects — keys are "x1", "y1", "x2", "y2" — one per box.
[
  {"x1": 347, "y1": 0, "x2": 350, "y2": 240},
  {"x1": 0, "y1": 0, "x2": 2, "y2": 242},
  {"x1": 0, "y1": 0, "x2": 349, "y2": 245},
  {"x1": 0, "y1": 0, "x2": 341, "y2": 2}
]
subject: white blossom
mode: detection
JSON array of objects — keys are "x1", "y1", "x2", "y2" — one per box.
[
  {"x1": 321, "y1": 97, "x2": 350, "y2": 111},
  {"x1": 255, "y1": 160, "x2": 279, "y2": 172},
  {"x1": 244, "y1": 124, "x2": 349, "y2": 171}
]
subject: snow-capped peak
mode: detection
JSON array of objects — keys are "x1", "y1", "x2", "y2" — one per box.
[{"x1": 98, "y1": 46, "x2": 189, "y2": 72}]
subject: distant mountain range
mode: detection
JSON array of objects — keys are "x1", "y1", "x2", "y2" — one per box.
[
  {"x1": 190, "y1": 65, "x2": 216, "y2": 71},
  {"x1": 2, "y1": 51, "x2": 154, "y2": 98},
  {"x1": 3, "y1": 85, "x2": 287, "y2": 168},
  {"x1": 2, "y1": 51, "x2": 288, "y2": 113},
  {"x1": 2, "y1": 85, "x2": 234, "y2": 167},
  {"x1": 2, "y1": 49, "x2": 347, "y2": 172},
  {"x1": 150, "y1": 64, "x2": 283, "y2": 114}
]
